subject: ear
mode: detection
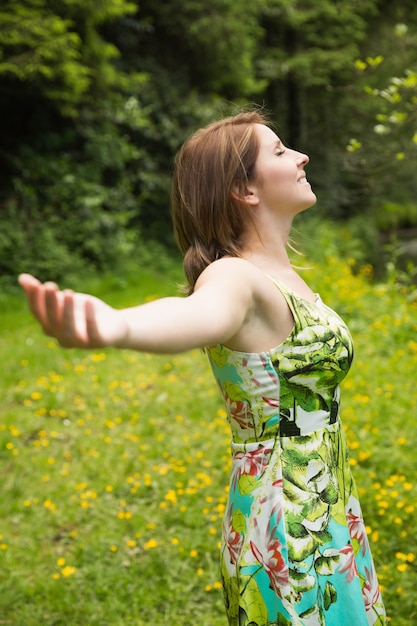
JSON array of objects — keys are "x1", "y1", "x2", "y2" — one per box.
[{"x1": 231, "y1": 183, "x2": 259, "y2": 207}]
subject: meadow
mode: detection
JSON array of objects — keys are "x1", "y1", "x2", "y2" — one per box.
[{"x1": 1, "y1": 244, "x2": 416, "y2": 625}]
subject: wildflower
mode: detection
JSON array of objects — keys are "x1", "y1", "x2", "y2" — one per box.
[
  {"x1": 144, "y1": 539, "x2": 158, "y2": 550},
  {"x1": 61, "y1": 566, "x2": 77, "y2": 577},
  {"x1": 164, "y1": 489, "x2": 177, "y2": 504}
]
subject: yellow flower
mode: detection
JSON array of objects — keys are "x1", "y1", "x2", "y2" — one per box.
[
  {"x1": 164, "y1": 489, "x2": 177, "y2": 504},
  {"x1": 144, "y1": 539, "x2": 158, "y2": 550},
  {"x1": 61, "y1": 566, "x2": 77, "y2": 577}
]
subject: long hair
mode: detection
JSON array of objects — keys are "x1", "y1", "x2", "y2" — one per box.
[{"x1": 171, "y1": 109, "x2": 269, "y2": 294}]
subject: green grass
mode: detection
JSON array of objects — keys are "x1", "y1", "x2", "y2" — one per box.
[{"x1": 1, "y1": 254, "x2": 416, "y2": 625}]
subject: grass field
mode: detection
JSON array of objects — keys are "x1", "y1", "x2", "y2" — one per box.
[{"x1": 1, "y1": 253, "x2": 416, "y2": 625}]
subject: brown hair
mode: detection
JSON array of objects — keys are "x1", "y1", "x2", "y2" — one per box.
[{"x1": 171, "y1": 109, "x2": 270, "y2": 294}]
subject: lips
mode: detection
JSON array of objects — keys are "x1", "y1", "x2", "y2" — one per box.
[{"x1": 298, "y1": 176, "x2": 308, "y2": 184}]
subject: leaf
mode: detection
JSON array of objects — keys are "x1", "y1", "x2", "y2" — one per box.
[
  {"x1": 319, "y1": 480, "x2": 339, "y2": 505},
  {"x1": 351, "y1": 537, "x2": 361, "y2": 557},
  {"x1": 309, "y1": 529, "x2": 332, "y2": 546},
  {"x1": 232, "y1": 508, "x2": 246, "y2": 534},
  {"x1": 224, "y1": 381, "x2": 248, "y2": 402},
  {"x1": 238, "y1": 473, "x2": 258, "y2": 495},
  {"x1": 314, "y1": 552, "x2": 340, "y2": 576},
  {"x1": 239, "y1": 574, "x2": 269, "y2": 625},
  {"x1": 209, "y1": 345, "x2": 229, "y2": 367},
  {"x1": 287, "y1": 530, "x2": 317, "y2": 562},
  {"x1": 330, "y1": 496, "x2": 348, "y2": 528},
  {"x1": 220, "y1": 559, "x2": 240, "y2": 623},
  {"x1": 282, "y1": 447, "x2": 311, "y2": 468},
  {"x1": 300, "y1": 603, "x2": 322, "y2": 621},
  {"x1": 323, "y1": 581, "x2": 337, "y2": 610},
  {"x1": 289, "y1": 568, "x2": 316, "y2": 592}
]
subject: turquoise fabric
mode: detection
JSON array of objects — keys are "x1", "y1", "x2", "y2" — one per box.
[{"x1": 206, "y1": 278, "x2": 386, "y2": 625}]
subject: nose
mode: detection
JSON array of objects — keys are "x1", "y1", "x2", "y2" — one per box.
[{"x1": 295, "y1": 150, "x2": 309, "y2": 166}]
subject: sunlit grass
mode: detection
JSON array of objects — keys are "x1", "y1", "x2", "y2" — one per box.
[{"x1": 1, "y1": 252, "x2": 416, "y2": 625}]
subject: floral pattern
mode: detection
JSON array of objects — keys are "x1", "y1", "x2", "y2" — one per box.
[{"x1": 206, "y1": 278, "x2": 387, "y2": 625}]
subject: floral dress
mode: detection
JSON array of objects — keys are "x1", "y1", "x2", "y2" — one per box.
[{"x1": 206, "y1": 277, "x2": 387, "y2": 626}]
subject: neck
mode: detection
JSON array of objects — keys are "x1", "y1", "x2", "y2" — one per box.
[{"x1": 241, "y1": 213, "x2": 294, "y2": 270}]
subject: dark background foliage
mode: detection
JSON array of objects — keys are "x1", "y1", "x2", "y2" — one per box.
[{"x1": 1, "y1": 0, "x2": 416, "y2": 284}]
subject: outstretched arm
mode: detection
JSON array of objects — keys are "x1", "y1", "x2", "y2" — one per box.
[{"x1": 18, "y1": 261, "x2": 254, "y2": 353}]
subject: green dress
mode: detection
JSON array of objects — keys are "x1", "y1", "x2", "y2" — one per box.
[{"x1": 206, "y1": 277, "x2": 387, "y2": 626}]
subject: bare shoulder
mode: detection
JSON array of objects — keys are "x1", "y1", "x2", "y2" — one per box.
[
  {"x1": 195, "y1": 257, "x2": 293, "y2": 353},
  {"x1": 195, "y1": 256, "x2": 287, "y2": 307},
  {"x1": 193, "y1": 257, "x2": 258, "y2": 315},
  {"x1": 196, "y1": 256, "x2": 266, "y2": 290}
]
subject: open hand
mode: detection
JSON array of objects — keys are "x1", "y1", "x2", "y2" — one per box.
[{"x1": 18, "y1": 274, "x2": 128, "y2": 349}]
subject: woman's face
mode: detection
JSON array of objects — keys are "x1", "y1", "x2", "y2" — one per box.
[{"x1": 250, "y1": 124, "x2": 317, "y2": 216}]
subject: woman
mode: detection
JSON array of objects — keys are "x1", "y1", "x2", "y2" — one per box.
[{"x1": 19, "y1": 110, "x2": 387, "y2": 625}]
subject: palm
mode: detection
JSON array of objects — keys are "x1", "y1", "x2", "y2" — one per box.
[{"x1": 19, "y1": 274, "x2": 128, "y2": 349}]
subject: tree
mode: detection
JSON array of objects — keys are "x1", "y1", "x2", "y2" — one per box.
[
  {"x1": 344, "y1": 12, "x2": 417, "y2": 225},
  {"x1": 0, "y1": 0, "x2": 136, "y2": 115},
  {"x1": 124, "y1": 0, "x2": 267, "y2": 98}
]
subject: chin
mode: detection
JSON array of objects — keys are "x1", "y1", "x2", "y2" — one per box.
[{"x1": 298, "y1": 196, "x2": 317, "y2": 214}]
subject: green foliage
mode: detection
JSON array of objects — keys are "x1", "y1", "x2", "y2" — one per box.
[
  {"x1": 1, "y1": 98, "x2": 146, "y2": 282},
  {"x1": 375, "y1": 202, "x2": 417, "y2": 232},
  {"x1": 343, "y1": 18, "x2": 417, "y2": 213},
  {"x1": 1, "y1": 252, "x2": 416, "y2": 624},
  {"x1": 259, "y1": 0, "x2": 377, "y2": 85},
  {"x1": 2, "y1": 0, "x2": 417, "y2": 281},
  {"x1": 135, "y1": 0, "x2": 266, "y2": 97},
  {"x1": 0, "y1": 5, "x2": 90, "y2": 112},
  {"x1": 0, "y1": 0, "x2": 136, "y2": 115}
]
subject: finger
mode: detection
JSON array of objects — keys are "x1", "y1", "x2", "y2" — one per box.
[
  {"x1": 44, "y1": 282, "x2": 62, "y2": 333},
  {"x1": 19, "y1": 275, "x2": 60, "y2": 336},
  {"x1": 85, "y1": 299, "x2": 104, "y2": 347},
  {"x1": 60, "y1": 290, "x2": 81, "y2": 347},
  {"x1": 18, "y1": 273, "x2": 40, "y2": 288},
  {"x1": 21, "y1": 279, "x2": 50, "y2": 331}
]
